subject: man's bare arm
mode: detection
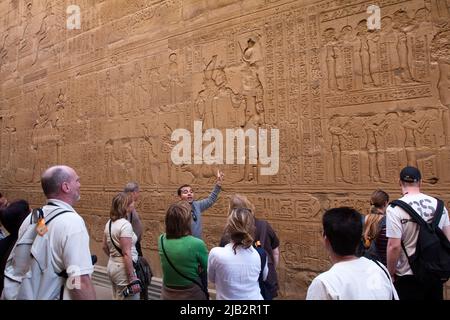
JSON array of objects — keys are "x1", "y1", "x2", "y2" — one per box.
[
  {"x1": 387, "y1": 237, "x2": 402, "y2": 278},
  {"x1": 443, "y1": 225, "x2": 450, "y2": 242},
  {"x1": 69, "y1": 274, "x2": 96, "y2": 300}
]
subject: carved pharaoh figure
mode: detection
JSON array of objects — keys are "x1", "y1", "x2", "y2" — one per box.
[
  {"x1": 322, "y1": 28, "x2": 340, "y2": 91},
  {"x1": 241, "y1": 37, "x2": 265, "y2": 129},
  {"x1": 392, "y1": 10, "x2": 415, "y2": 83},
  {"x1": 168, "y1": 53, "x2": 184, "y2": 105},
  {"x1": 409, "y1": 8, "x2": 432, "y2": 82},
  {"x1": 329, "y1": 116, "x2": 349, "y2": 182},
  {"x1": 31, "y1": 94, "x2": 61, "y2": 182},
  {"x1": 355, "y1": 20, "x2": 375, "y2": 87},
  {"x1": 132, "y1": 61, "x2": 149, "y2": 114},
  {"x1": 139, "y1": 132, "x2": 160, "y2": 185},
  {"x1": 337, "y1": 25, "x2": 356, "y2": 90},
  {"x1": 16, "y1": 2, "x2": 33, "y2": 71},
  {"x1": 105, "y1": 70, "x2": 119, "y2": 118},
  {"x1": 195, "y1": 55, "x2": 219, "y2": 129},
  {"x1": 431, "y1": 29, "x2": 450, "y2": 110},
  {"x1": 378, "y1": 16, "x2": 399, "y2": 86},
  {"x1": 214, "y1": 68, "x2": 244, "y2": 128},
  {"x1": 104, "y1": 139, "x2": 119, "y2": 184},
  {"x1": 120, "y1": 139, "x2": 137, "y2": 181},
  {"x1": 401, "y1": 110, "x2": 434, "y2": 167}
]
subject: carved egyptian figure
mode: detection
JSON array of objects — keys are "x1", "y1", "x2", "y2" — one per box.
[
  {"x1": 241, "y1": 38, "x2": 265, "y2": 128},
  {"x1": 431, "y1": 30, "x2": 450, "y2": 109},
  {"x1": 409, "y1": 8, "x2": 432, "y2": 81},
  {"x1": 356, "y1": 20, "x2": 375, "y2": 87},
  {"x1": 378, "y1": 17, "x2": 399, "y2": 86},
  {"x1": 322, "y1": 28, "x2": 339, "y2": 91},
  {"x1": 392, "y1": 10, "x2": 414, "y2": 82}
]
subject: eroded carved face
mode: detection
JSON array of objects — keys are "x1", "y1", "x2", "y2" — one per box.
[
  {"x1": 356, "y1": 20, "x2": 367, "y2": 34},
  {"x1": 414, "y1": 8, "x2": 430, "y2": 23},
  {"x1": 214, "y1": 70, "x2": 227, "y2": 86},
  {"x1": 322, "y1": 28, "x2": 336, "y2": 42}
]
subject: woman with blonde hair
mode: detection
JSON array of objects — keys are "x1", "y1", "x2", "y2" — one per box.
[
  {"x1": 362, "y1": 189, "x2": 389, "y2": 265},
  {"x1": 102, "y1": 192, "x2": 141, "y2": 299},
  {"x1": 209, "y1": 207, "x2": 268, "y2": 300},
  {"x1": 158, "y1": 201, "x2": 209, "y2": 300},
  {"x1": 219, "y1": 194, "x2": 280, "y2": 299}
]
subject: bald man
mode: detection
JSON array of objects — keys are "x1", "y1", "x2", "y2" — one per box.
[{"x1": 38, "y1": 165, "x2": 96, "y2": 299}]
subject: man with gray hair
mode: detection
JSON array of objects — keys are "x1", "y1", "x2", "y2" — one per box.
[
  {"x1": 124, "y1": 182, "x2": 143, "y2": 256},
  {"x1": 3, "y1": 165, "x2": 96, "y2": 300},
  {"x1": 124, "y1": 181, "x2": 150, "y2": 300},
  {"x1": 40, "y1": 165, "x2": 96, "y2": 299},
  {"x1": 28, "y1": 165, "x2": 95, "y2": 299}
]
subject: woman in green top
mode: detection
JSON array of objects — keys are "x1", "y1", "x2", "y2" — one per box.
[{"x1": 158, "y1": 201, "x2": 209, "y2": 300}]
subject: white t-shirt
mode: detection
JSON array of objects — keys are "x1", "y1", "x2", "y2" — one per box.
[
  {"x1": 104, "y1": 218, "x2": 138, "y2": 263},
  {"x1": 306, "y1": 257, "x2": 398, "y2": 300},
  {"x1": 208, "y1": 243, "x2": 268, "y2": 300},
  {"x1": 18, "y1": 199, "x2": 94, "y2": 278},
  {"x1": 386, "y1": 193, "x2": 450, "y2": 276}
]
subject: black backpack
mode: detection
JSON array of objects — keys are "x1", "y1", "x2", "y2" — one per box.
[{"x1": 390, "y1": 199, "x2": 450, "y2": 284}]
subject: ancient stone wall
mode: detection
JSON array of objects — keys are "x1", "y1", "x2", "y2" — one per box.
[{"x1": 0, "y1": 0, "x2": 449, "y2": 298}]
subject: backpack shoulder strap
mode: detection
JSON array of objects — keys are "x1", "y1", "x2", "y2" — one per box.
[
  {"x1": 372, "y1": 260, "x2": 397, "y2": 300},
  {"x1": 390, "y1": 200, "x2": 427, "y2": 227},
  {"x1": 109, "y1": 220, "x2": 123, "y2": 256},
  {"x1": 432, "y1": 198, "x2": 444, "y2": 229},
  {"x1": 255, "y1": 246, "x2": 267, "y2": 282},
  {"x1": 46, "y1": 210, "x2": 72, "y2": 225},
  {"x1": 32, "y1": 206, "x2": 72, "y2": 226},
  {"x1": 390, "y1": 200, "x2": 420, "y2": 258}
]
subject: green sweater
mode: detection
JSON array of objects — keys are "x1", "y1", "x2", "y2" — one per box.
[{"x1": 158, "y1": 234, "x2": 208, "y2": 287}]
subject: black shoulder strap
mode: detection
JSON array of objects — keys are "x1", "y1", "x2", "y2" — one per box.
[
  {"x1": 372, "y1": 260, "x2": 397, "y2": 300},
  {"x1": 254, "y1": 219, "x2": 268, "y2": 246},
  {"x1": 31, "y1": 207, "x2": 71, "y2": 226},
  {"x1": 159, "y1": 234, "x2": 208, "y2": 297},
  {"x1": 47, "y1": 210, "x2": 72, "y2": 225},
  {"x1": 391, "y1": 198, "x2": 445, "y2": 229},
  {"x1": 109, "y1": 220, "x2": 123, "y2": 256},
  {"x1": 255, "y1": 246, "x2": 267, "y2": 282},
  {"x1": 390, "y1": 198, "x2": 445, "y2": 260},
  {"x1": 390, "y1": 200, "x2": 427, "y2": 227}
]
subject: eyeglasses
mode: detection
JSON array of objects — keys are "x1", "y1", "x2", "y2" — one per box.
[{"x1": 192, "y1": 211, "x2": 197, "y2": 222}]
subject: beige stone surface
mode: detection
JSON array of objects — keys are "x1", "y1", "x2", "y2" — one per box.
[{"x1": 0, "y1": 0, "x2": 449, "y2": 299}]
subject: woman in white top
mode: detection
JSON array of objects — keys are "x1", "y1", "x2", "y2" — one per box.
[
  {"x1": 102, "y1": 192, "x2": 141, "y2": 300},
  {"x1": 208, "y1": 207, "x2": 268, "y2": 300}
]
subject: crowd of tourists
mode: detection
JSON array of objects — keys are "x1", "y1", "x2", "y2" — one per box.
[{"x1": 0, "y1": 164, "x2": 448, "y2": 300}]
